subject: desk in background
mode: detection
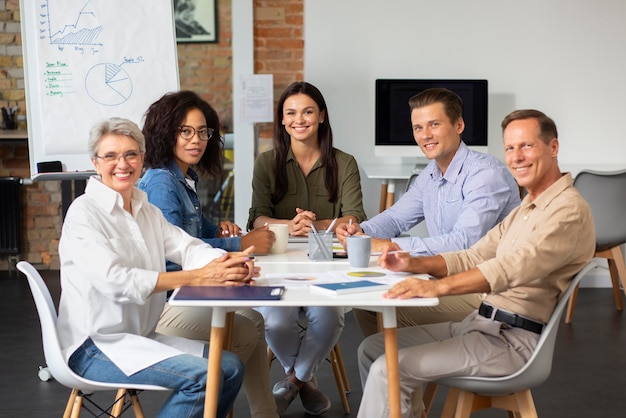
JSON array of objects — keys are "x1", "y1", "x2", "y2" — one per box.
[
  {"x1": 363, "y1": 163, "x2": 423, "y2": 212},
  {"x1": 0, "y1": 129, "x2": 28, "y2": 144},
  {"x1": 169, "y1": 243, "x2": 438, "y2": 418}
]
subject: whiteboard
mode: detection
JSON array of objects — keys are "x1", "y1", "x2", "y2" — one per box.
[{"x1": 20, "y1": 0, "x2": 180, "y2": 177}]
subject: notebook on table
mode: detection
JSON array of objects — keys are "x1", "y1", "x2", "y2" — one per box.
[{"x1": 173, "y1": 285, "x2": 285, "y2": 301}]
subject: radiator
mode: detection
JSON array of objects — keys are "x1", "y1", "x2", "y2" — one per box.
[{"x1": 0, "y1": 177, "x2": 22, "y2": 255}]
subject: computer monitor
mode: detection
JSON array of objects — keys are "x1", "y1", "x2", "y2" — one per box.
[{"x1": 375, "y1": 79, "x2": 488, "y2": 158}]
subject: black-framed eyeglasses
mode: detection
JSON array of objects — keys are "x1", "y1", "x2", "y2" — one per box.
[
  {"x1": 178, "y1": 125, "x2": 214, "y2": 141},
  {"x1": 95, "y1": 150, "x2": 143, "y2": 165}
]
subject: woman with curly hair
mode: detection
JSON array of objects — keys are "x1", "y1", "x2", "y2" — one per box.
[{"x1": 139, "y1": 90, "x2": 278, "y2": 418}]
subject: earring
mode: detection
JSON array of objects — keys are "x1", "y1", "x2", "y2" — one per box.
[{"x1": 320, "y1": 120, "x2": 324, "y2": 123}]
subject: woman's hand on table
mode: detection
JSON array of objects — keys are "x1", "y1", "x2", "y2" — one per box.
[
  {"x1": 241, "y1": 225, "x2": 275, "y2": 255},
  {"x1": 196, "y1": 246, "x2": 259, "y2": 285}
]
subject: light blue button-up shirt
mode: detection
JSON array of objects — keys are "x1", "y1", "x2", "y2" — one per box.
[{"x1": 361, "y1": 143, "x2": 521, "y2": 255}]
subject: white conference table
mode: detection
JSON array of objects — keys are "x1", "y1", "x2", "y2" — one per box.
[{"x1": 169, "y1": 243, "x2": 439, "y2": 418}]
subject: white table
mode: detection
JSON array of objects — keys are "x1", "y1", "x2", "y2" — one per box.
[{"x1": 169, "y1": 244, "x2": 439, "y2": 418}]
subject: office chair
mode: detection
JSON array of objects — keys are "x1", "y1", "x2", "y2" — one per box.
[
  {"x1": 422, "y1": 261, "x2": 596, "y2": 418},
  {"x1": 17, "y1": 261, "x2": 169, "y2": 418},
  {"x1": 565, "y1": 169, "x2": 626, "y2": 323}
]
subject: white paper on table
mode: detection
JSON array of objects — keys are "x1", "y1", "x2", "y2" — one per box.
[{"x1": 261, "y1": 268, "x2": 429, "y2": 289}]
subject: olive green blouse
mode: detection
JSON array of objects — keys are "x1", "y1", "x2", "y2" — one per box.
[{"x1": 247, "y1": 147, "x2": 367, "y2": 230}]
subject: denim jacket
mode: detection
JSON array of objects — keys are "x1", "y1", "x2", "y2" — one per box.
[{"x1": 138, "y1": 160, "x2": 241, "y2": 271}]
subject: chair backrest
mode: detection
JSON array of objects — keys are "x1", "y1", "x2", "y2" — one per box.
[
  {"x1": 17, "y1": 261, "x2": 166, "y2": 393},
  {"x1": 17, "y1": 261, "x2": 93, "y2": 390},
  {"x1": 437, "y1": 261, "x2": 596, "y2": 396},
  {"x1": 404, "y1": 172, "x2": 420, "y2": 193},
  {"x1": 574, "y1": 169, "x2": 626, "y2": 249}
]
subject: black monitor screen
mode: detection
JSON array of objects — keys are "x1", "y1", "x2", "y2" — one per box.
[{"x1": 375, "y1": 79, "x2": 488, "y2": 147}]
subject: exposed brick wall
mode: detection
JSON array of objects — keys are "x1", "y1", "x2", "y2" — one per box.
[{"x1": 0, "y1": 0, "x2": 304, "y2": 270}]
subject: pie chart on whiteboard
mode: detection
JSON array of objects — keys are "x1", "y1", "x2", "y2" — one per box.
[{"x1": 85, "y1": 63, "x2": 133, "y2": 106}]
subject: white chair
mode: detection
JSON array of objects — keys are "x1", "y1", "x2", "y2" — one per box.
[
  {"x1": 423, "y1": 261, "x2": 597, "y2": 418},
  {"x1": 17, "y1": 261, "x2": 169, "y2": 418}
]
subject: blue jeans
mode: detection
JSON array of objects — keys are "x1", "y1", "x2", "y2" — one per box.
[{"x1": 69, "y1": 338, "x2": 244, "y2": 418}]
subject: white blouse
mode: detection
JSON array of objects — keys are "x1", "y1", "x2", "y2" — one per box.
[{"x1": 57, "y1": 176, "x2": 225, "y2": 375}]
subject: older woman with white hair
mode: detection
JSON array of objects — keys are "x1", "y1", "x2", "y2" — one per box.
[{"x1": 56, "y1": 117, "x2": 254, "y2": 418}]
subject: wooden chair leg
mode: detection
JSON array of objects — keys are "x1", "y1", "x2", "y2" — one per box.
[
  {"x1": 422, "y1": 383, "x2": 438, "y2": 417},
  {"x1": 453, "y1": 390, "x2": 476, "y2": 418},
  {"x1": 440, "y1": 387, "x2": 460, "y2": 418},
  {"x1": 607, "y1": 258, "x2": 624, "y2": 311},
  {"x1": 329, "y1": 346, "x2": 350, "y2": 413},
  {"x1": 70, "y1": 393, "x2": 83, "y2": 418},
  {"x1": 564, "y1": 283, "x2": 580, "y2": 323},
  {"x1": 63, "y1": 389, "x2": 80, "y2": 418},
  {"x1": 513, "y1": 389, "x2": 538, "y2": 418},
  {"x1": 332, "y1": 343, "x2": 351, "y2": 393},
  {"x1": 608, "y1": 246, "x2": 626, "y2": 304},
  {"x1": 128, "y1": 390, "x2": 146, "y2": 418},
  {"x1": 111, "y1": 388, "x2": 127, "y2": 417}
]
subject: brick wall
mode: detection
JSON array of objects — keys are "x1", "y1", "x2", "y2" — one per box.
[{"x1": 0, "y1": 0, "x2": 304, "y2": 270}]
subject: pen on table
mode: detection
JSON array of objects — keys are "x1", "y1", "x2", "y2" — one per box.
[{"x1": 325, "y1": 218, "x2": 338, "y2": 233}]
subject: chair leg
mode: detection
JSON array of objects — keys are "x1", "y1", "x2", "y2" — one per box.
[
  {"x1": 608, "y1": 246, "x2": 626, "y2": 303},
  {"x1": 332, "y1": 343, "x2": 351, "y2": 393},
  {"x1": 328, "y1": 346, "x2": 350, "y2": 413},
  {"x1": 514, "y1": 389, "x2": 538, "y2": 418},
  {"x1": 452, "y1": 390, "x2": 475, "y2": 418},
  {"x1": 422, "y1": 383, "x2": 438, "y2": 417},
  {"x1": 128, "y1": 390, "x2": 146, "y2": 418},
  {"x1": 70, "y1": 393, "x2": 83, "y2": 418},
  {"x1": 564, "y1": 283, "x2": 580, "y2": 323},
  {"x1": 63, "y1": 389, "x2": 80, "y2": 418},
  {"x1": 607, "y1": 257, "x2": 624, "y2": 311},
  {"x1": 440, "y1": 387, "x2": 460, "y2": 418},
  {"x1": 111, "y1": 389, "x2": 127, "y2": 417}
]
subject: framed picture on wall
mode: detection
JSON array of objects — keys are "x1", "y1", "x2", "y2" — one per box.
[{"x1": 174, "y1": 0, "x2": 218, "y2": 43}]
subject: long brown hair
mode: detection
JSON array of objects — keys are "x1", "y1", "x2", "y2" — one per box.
[{"x1": 272, "y1": 81, "x2": 338, "y2": 204}]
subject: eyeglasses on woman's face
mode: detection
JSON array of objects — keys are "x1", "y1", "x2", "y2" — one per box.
[
  {"x1": 95, "y1": 150, "x2": 143, "y2": 165},
  {"x1": 178, "y1": 125, "x2": 214, "y2": 141}
]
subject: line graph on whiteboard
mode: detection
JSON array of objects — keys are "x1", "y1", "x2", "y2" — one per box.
[
  {"x1": 40, "y1": 0, "x2": 104, "y2": 53},
  {"x1": 37, "y1": 0, "x2": 144, "y2": 106}
]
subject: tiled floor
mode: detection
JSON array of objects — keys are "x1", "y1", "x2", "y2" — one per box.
[{"x1": 1, "y1": 268, "x2": 625, "y2": 417}]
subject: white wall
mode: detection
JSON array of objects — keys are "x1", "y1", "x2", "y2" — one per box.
[{"x1": 304, "y1": 0, "x2": 626, "y2": 221}]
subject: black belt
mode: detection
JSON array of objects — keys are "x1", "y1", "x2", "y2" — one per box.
[{"x1": 478, "y1": 303, "x2": 544, "y2": 334}]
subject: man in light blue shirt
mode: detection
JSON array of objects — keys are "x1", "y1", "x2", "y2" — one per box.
[{"x1": 337, "y1": 88, "x2": 521, "y2": 336}]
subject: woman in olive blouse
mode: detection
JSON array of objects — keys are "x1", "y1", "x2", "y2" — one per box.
[{"x1": 249, "y1": 81, "x2": 366, "y2": 415}]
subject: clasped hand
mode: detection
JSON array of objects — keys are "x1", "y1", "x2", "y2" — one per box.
[
  {"x1": 289, "y1": 208, "x2": 316, "y2": 235},
  {"x1": 198, "y1": 246, "x2": 260, "y2": 285}
]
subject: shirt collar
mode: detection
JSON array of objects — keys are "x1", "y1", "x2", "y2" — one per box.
[
  {"x1": 430, "y1": 141, "x2": 469, "y2": 183},
  {"x1": 521, "y1": 172, "x2": 572, "y2": 210},
  {"x1": 285, "y1": 147, "x2": 324, "y2": 171},
  {"x1": 85, "y1": 175, "x2": 148, "y2": 215},
  {"x1": 166, "y1": 159, "x2": 199, "y2": 183}
]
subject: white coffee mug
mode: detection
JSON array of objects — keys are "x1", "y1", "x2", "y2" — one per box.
[
  {"x1": 268, "y1": 224, "x2": 289, "y2": 254},
  {"x1": 346, "y1": 235, "x2": 372, "y2": 268}
]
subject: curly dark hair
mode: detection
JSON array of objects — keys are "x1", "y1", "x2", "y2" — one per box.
[
  {"x1": 142, "y1": 90, "x2": 223, "y2": 178},
  {"x1": 272, "y1": 81, "x2": 338, "y2": 204}
]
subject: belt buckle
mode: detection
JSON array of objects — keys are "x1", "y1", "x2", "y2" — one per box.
[{"x1": 484, "y1": 304, "x2": 498, "y2": 321}]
